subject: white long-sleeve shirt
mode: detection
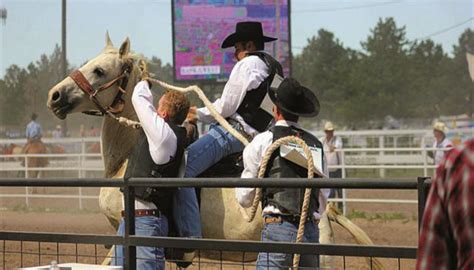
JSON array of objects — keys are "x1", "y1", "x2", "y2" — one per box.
[
  {"x1": 196, "y1": 55, "x2": 269, "y2": 137},
  {"x1": 129, "y1": 81, "x2": 178, "y2": 210},
  {"x1": 236, "y1": 120, "x2": 330, "y2": 219},
  {"x1": 433, "y1": 137, "x2": 453, "y2": 165},
  {"x1": 320, "y1": 135, "x2": 343, "y2": 172},
  {"x1": 132, "y1": 81, "x2": 177, "y2": 165}
]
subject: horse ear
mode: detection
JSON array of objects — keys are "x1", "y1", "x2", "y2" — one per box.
[
  {"x1": 119, "y1": 37, "x2": 130, "y2": 58},
  {"x1": 105, "y1": 31, "x2": 114, "y2": 48}
]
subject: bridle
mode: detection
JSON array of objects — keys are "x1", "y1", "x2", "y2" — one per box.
[{"x1": 69, "y1": 60, "x2": 132, "y2": 117}]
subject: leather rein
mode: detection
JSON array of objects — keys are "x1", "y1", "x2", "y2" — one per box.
[{"x1": 69, "y1": 62, "x2": 132, "y2": 117}]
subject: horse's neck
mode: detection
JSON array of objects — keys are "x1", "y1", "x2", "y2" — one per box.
[{"x1": 101, "y1": 68, "x2": 140, "y2": 177}]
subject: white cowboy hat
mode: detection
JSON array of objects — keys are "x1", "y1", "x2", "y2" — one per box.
[
  {"x1": 324, "y1": 121, "x2": 335, "y2": 131},
  {"x1": 433, "y1": 122, "x2": 448, "y2": 134}
]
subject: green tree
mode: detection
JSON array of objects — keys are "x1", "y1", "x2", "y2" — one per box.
[
  {"x1": 406, "y1": 40, "x2": 443, "y2": 117},
  {"x1": 293, "y1": 29, "x2": 355, "y2": 125},
  {"x1": 345, "y1": 17, "x2": 410, "y2": 123},
  {"x1": 1, "y1": 65, "x2": 29, "y2": 125}
]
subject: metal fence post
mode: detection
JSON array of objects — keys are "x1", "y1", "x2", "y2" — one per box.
[
  {"x1": 78, "y1": 138, "x2": 85, "y2": 210},
  {"x1": 422, "y1": 147, "x2": 428, "y2": 177},
  {"x1": 341, "y1": 150, "x2": 347, "y2": 216},
  {"x1": 24, "y1": 155, "x2": 29, "y2": 207},
  {"x1": 123, "y1": 177, "x2": 136, "y2": 270},
  {"x1": 417, "y1": 177, "x2": 431, "y2": 232},
  {"x1": 379, "y1": 136, "x2": 385, "y2": 178}
]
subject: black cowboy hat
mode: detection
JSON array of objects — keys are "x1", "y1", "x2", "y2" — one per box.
[
  {"x1": 268, "y1": 78, "x2": 320, "y2": 117},
  {"x1": 221, "y1": 21, "x2": 277, "y2": 49}
]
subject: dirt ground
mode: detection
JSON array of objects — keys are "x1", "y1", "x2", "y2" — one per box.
[{"x1": 0, "y1": 189, "x2": 419, "y2": 270}]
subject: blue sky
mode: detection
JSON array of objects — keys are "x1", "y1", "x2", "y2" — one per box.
[{"x1": 1, "y1": 0, "x2": 472, "y2": 77}]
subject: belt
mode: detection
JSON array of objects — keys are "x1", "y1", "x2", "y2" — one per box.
[
  {"x1": 264, "y1": 215, "x2": 317, "y2": 225},
  {"x1": 121, "y1": 209, "x2": 161, "y2": 218}
]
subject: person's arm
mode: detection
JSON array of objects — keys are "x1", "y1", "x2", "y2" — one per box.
[
  {"x1": 131, "y1": 81, "x2": 177, "y2": 164},
  {"x1": 25, "y1": 124, "x2": 30, "y2": 140},
  {"x1": 236, "y1": 132, "x2": 272, "y2": 207},
  {"x1": 334, "y1": 136, "x2": 343, "y2": 149},
  {"x1": 197, "y1": 57, "x2": 269, "y2": 123}
]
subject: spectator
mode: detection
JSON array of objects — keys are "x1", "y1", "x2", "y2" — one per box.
[
  {"x1": 320, "y1": 121, "x2": 343, "y2": 209},
  {"x1": 432, "y1": 122, "x2": 453, "y2": 165},
  {"x1": 52, "y1": 125, "x2": 63, "y2": 139},
  {"x1": 416, "y1": 138, "x2": 474, "y2": 270}
]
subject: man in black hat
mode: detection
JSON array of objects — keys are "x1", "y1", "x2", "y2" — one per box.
[
  {"x1": 236, "y1": 78, "x2": 329, "y2": 269},
  {"x1": 184, "y1": 21, "x2": 283, "y2": 179}
]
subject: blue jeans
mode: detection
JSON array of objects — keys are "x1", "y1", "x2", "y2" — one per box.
[
  {"x1": 256, "y1": 217, "x2": 319, "y2": 270},
  {"x1": 172, "y1": 123, "x2": 244, "y2": 239},
  {"x1": 113, "y1": 215, "x2": 168, "y2": 269},
  {"x1": 185, "y1": 123, "x2": 245, "y2": 178}
]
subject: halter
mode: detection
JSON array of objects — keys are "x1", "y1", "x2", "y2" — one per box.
[{"x1": 69, "y1": 61, "x2": 132, "y2": 117}]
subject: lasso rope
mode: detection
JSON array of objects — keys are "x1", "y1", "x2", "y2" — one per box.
[
  {"x1": 245, "y1": 135, "x2": 315, "y2": 268},
  {"x1": 112, "y1": 59, "x2": 250, "y2": 148},
  {"x1": 148, "y1": 78, "x2": 251, "y2": 146}
]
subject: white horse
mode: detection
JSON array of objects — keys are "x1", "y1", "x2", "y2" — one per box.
[
  {"x1": 47, "y1": 33, "x2": 383, "y2": 269},
  {"x1": 47, "y1": 33, "x2": 262, "y2": 261}
]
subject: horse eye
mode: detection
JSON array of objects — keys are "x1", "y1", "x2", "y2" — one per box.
[{"x1": 93, "y1": 67, "x2": 105, "y2": 77}]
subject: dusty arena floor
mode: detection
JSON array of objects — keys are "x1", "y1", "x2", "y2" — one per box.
[{"x1": 0, "y1": 189, "x2": 419, "y2": 269}]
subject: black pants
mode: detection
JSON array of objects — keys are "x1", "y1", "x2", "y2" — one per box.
[{"x1": 329, "y1": 169, "x2": 343, "y2": 209}]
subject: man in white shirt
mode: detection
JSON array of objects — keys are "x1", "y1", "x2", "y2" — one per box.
[
  {"x1": 185, "y1": 21, "x2": 283, "y2": 179},
  {"x1": 236, "y1": 78, "x2": 328, "y2": 269},
  {"x1": 432, "y1": 122, "x2": 453, "y2": 165},
  {"x1": 320, "y1": 121, "x2": 343, "y2": 209},
  {"x1": 52, "y1": 125, "x2": 63, "y2": 139},
  {"x1": 113, "y1": 80, "x2": 195, "y2": 269}
]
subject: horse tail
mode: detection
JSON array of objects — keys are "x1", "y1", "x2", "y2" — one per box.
[{"x1": 325, "y1": 203, "x2": 385, "y2": 270}]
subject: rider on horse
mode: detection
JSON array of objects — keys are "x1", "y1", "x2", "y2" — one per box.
[{"x1": 24, "y1": 113, "x2": 43, "y2": 149}]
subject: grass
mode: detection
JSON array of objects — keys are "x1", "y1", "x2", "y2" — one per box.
[
  {"x1": 347, "y1": 209, "x2": 410, "y2": 222},
  {"x1": 346, "y1": 168, "x2": 435, "y2": 178}
]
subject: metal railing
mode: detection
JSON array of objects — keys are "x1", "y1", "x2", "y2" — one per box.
[
  {"x1": 0, "y1": 146, "x2": 444, "y2": 212},
  {"x1": 0, "y1": 177, "x2": 431, "y2": 269}
]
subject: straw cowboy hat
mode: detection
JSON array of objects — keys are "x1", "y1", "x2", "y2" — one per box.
[
  {"x1": 221, "y1": 21, "x2": 277, "y2": 48},
  {"x1": 268, "y1": 77, "x2": 320, "y2": 117},
  {"x1": 433, "y1": 122, "x2": 448, "y2": 134},
  {"x1": 324, "y1": 121, "x2": 335, "y2": 131}
]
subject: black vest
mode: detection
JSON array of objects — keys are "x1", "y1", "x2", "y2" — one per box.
[
  {"x1": 124, "y1": 123, "x2": 187, "y2": 213},
  {"x1": 262, "y1": 125, "x2": 324, "y2": 216},
  {"x1": 236, "y1": 52, "x2": 283, "y2": 132}
]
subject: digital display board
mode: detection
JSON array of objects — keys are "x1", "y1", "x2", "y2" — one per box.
[{"x1": 172, "y1": 0, "x2": 291, "y2": 82}]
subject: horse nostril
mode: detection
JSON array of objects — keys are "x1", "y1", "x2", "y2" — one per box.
[{"x1": 52, "y1": 91, "x2": 61, "y2": 102}]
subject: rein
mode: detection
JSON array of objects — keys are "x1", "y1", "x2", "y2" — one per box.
[{"x1": 69, "y1": 61, "x2": 132, "y2": 117}]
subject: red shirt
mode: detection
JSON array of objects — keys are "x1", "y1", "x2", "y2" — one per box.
[{"x1": 416, "y1": 139, "x2": 474, "y2": 270}]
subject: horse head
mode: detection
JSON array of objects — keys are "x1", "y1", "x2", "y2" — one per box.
[
  {"x1": 47, "y1": 32, "x2": 141, "y2": 178},
  {"x1": 47, "y1": 32, "x2": 136, "y2": 120}
]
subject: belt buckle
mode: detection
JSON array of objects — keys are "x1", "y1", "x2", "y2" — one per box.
[{"x1": 264, "y1": 216, "x2": 282, "y2": 224}]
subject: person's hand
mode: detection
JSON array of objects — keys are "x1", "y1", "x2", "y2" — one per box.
[
  {"x1": 138, "y1": 59, "x2": 152, "y2": 88},
  {"x1": 186, "y1": 106, "x2": 198, "y2": 124},
  {"x1": 329, "y1": 145, "x2": 336, "y2": 152}
]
